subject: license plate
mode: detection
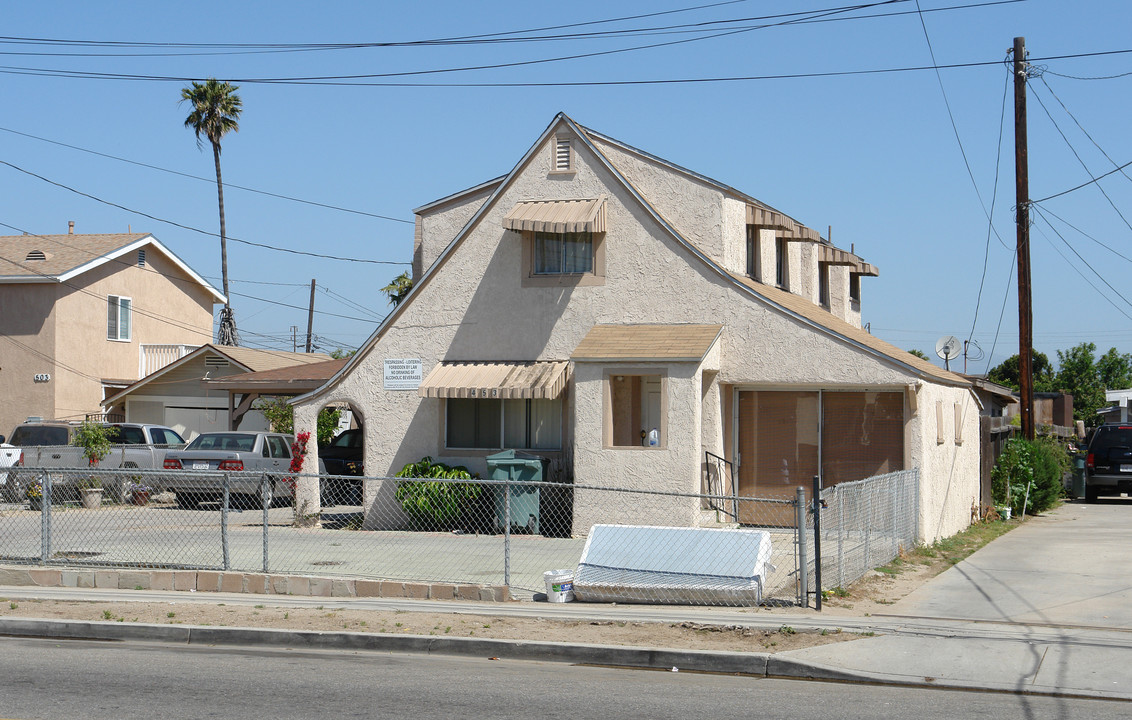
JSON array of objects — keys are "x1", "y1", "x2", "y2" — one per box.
[{"x1": 192, "y1": 462, "x2": 210, "y2": 470}]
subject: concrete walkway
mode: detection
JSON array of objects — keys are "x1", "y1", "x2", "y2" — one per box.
[{"x1": 2, "y1": 502, "x2": 1131, "y2": 699}]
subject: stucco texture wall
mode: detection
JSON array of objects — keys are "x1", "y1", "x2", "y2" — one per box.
[
  {"x1": 51, "y1": 249, "x2": 214, "y2": 423},
  {"x1": 0, "y1": 284, "x2": 58, "y2": 436},
  {"x1": 910, "y1": 383, "x2": 981, "y2": 542},
  {"x1": 295, "y1": 118, "x2": 977, "y2": 538}
]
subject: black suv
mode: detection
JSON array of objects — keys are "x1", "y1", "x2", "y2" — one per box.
[
  {"x1": 319, "y1": 428, "x2": 363, "y2": 506},
  {"x1": 1084, "y1": 424, "x2": 1132, "y2": 502}
]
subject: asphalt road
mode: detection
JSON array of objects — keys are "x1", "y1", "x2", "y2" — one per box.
[{"x1": 1, "y1": 637, "x2": 1127, "y2": 720}]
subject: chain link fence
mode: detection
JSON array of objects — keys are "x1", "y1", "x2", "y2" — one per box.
[
  {"x1": 2, "y1": 466, "x2": 809, "y2": 605},
  {"x1": 802, "y1": 469, "x2": 920, "y2": 600},
  {"x1": 1, "y1": 466, "x2": 919, "y2": 606}
]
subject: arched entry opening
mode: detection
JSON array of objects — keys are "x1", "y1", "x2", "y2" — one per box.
[{"x1": 319, "y1": 401, "x2": 365, "y2": 508}]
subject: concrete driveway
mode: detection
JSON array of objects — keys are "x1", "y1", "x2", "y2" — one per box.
[{"x1": 883, "y1": 499, "x2": 1132, "y2": 628}]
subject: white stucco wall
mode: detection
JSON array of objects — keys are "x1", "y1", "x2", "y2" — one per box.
[
  {"x1": 294, "y1": 117, "x2": 977, "y2": 539},
  {"x1": 909, "y1": 383, "x2": 981, "y2": 542},
  {"x1": 415, "y1": 188, "x2": 494, "y2": 281}
]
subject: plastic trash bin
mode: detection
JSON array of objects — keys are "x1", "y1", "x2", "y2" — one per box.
[
  {"x1": 1072, "y1": 454, "x2": 1086, "y2": 499},
  {"x1": 486, "y1": 450, "x2": 547, "y2": 535}
]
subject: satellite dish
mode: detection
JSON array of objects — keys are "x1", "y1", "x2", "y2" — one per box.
[{"x1": 936, "y1": 335, "x2": 962, "y2": 369}]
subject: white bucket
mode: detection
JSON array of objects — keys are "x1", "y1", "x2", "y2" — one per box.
[{"x1": 544, "y1": 569, "x2": 575, "y2": 603}]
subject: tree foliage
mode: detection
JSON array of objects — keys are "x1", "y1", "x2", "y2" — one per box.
[
  {"x1": 986, "y1": 351, "x2": 1054, "y2": 391},
  {"x1": 1055, "y1": 343, "x2": 1105, "y2": 427},
  {"x1": 255, "y1": 397, "x2": 340, "y2": 445},
  {"x1": 990, "y1": 436, "x2": 1067, "y2": 516},
  {"x1": 381, "y1": 271, "x2": 413, "y2": 307},
  {"x1": 907, "y1": 349, "x2": 930, "y2": 360}
]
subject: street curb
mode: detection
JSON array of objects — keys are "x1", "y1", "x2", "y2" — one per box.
[{"x1": 0, "y1": 617, "x2": 1126, "y2": 700}]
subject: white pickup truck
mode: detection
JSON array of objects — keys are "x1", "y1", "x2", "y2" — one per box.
[{"x1": 4, "y1": 422, "x2": 186, "y2": 502}]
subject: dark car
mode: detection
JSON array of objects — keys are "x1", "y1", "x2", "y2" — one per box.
[
  {"x1": 1084, "y1": 424, "x2": 1132, "y2": 502},
  {"x1": 319, "y1": 428, "x2": 363, "y2": 506}
]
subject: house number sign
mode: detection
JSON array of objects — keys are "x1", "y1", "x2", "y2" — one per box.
[{"x1": 34, "y1": 373, "x2": 51, "y2": 383}]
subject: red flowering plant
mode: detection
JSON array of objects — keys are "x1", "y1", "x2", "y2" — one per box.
[{"x1": 283, "y1": 431, "x2": 311, "y2": 493}]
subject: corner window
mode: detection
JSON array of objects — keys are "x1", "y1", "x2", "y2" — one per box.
[
  {"x1": 535, "y1": 231, "x2": 593, "y2": 275},
  {"x1": 606, "y1": 374, "x2": 665, "y2": 448},
  {"x1": 107, "y1": 295, "x2": 131, "y2": 341},
  {"x1": 446, "y1": 398, "x2": 561, "y2": 450}
]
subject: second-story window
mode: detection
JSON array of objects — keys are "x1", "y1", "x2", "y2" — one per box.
[
  {"x1": 819, "y1": 263, "x2": 831, "y2": 308},
  {"x1": 775, "y1": 237, "x2": 788, "y2": 289},
  {"x1": 535, "y1": 231, "x2": 593, "y2": 274},
  {"x1": 107, "y1": 295, "x2": 132, "y2": 341},
  {"x1": 850, "y1": 273, "x2": 861, "y2": 305}
]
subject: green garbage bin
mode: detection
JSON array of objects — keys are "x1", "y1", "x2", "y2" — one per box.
[
  {"x1": 1072, "y1": 454, "x2": 1087, "y2": 499},
  {"x1": 486, "y1": 450, "x2": 547, "y2": 535}
]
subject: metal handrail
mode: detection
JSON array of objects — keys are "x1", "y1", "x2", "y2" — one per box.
[{"x1": 704, "y1": 451, "x2": 739, "y2": 521}]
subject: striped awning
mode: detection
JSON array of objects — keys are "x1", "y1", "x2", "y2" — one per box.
[
  {"x1": 503, "y1": 197, "x2": 607, "y2": 234},
  {"x1": 418, "y1": 361, "x2": 569, "y2": 399},
  {"x1": 819, "y1": 244, "x2": 879, "y2": 277}
]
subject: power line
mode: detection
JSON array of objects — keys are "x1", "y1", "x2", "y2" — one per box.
[
  {"x1": 1030, "y1": 81, "x2": 1132, "y2": 233},
  {"x1": 0, "y1": 159, "x2": 411, "y2": 266},
  {"x1": 0, "y1": 126, "x2": 411, "y2": 224},
  {"x1": 9, "y1": 43, "x2": 1129, "y2": 90},
  {"x1": 0, "y1": 2, "x2": 1023, "y2": 56},
  {"x1": 227, "y1": 290, "x2": 382, "y2": 324},
  {"x1": 1031, "y1": 157, "x2": 1132, "y2": 203},
  {"x1": 1032, "y1": 207, "x2": 1132, "y2": 319},
  {"x1": 1037, "y1": 76, "x2": 1132, "y2": 189},
  {"x1": 1033, "y1": 205, "x2": 1132, "y2": 265}
]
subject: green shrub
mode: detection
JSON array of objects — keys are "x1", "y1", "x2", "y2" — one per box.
[
  {"x1": 991, "y1": 436, "x2": 1067, "y2": 516},
  {"x1": 394, "y1": 457, "x2": 481, "y2": 530}
]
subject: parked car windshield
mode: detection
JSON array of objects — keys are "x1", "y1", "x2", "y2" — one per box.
[
  {"x1": 8, "y1": 425, "x2": 70, "y2": 446},
  {"x1": 329, "y1": 429, "x2": 362, "y2": 448},
  {"x1": 186, "y1": 433, "x2": 257, "y2": 452}
]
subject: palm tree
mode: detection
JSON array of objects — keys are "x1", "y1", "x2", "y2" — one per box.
[
  {"x1": 182, "y1": 78, "x2": 242, "y2": 345},
  {"x1": 381, "y1": 271, "x2": 413, "y2": 307}
]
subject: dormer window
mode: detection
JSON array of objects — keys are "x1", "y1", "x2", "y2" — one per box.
[
  {"x1": 535, "y1": 231, "x2": 593, "y2": 275},
  {"x1": 25, "y1": 250, "x2": 46, "y2": 261},
  {"x1": 819, "y1": 262, "x2": 831, "y2": 309},
  {"x1": 775, "y1": 237, "x2": 788, "y2": 289},
  {"x1": 850, "y1": 273, "x2": 861, "y2": 305},
  {"x1": 552, "y1": 136, "x2": 573, "y2": 173}
]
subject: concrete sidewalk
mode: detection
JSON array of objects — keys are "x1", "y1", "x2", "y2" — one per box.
[{"x1": 2, "y1": 503, "x2": 1130, "y2": 699}]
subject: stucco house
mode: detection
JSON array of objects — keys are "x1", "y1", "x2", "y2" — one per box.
[
  {"x1": 103, "y1": 344, "x2": 333, "y2": 441},
  {"x1": 0, "y1": 228, "x2": 224, "y2": 438},
  {"x1": 291, "y1": 113, "x2": 980, "y2": 542}
]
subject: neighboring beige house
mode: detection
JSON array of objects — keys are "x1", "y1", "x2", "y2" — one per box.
[
  {"x1": 0, "y1": 228, "x2": 224, "y2": 438},
  {"x1": 291, "y1": 113, "x2": 980, "y2": 542},
  {"x1": 103, "y1": 344, "x2": 333, "y2": 441}
]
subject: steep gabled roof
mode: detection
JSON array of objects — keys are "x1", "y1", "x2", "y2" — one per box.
[
  {"x1": 0, "y1": 232, "x2": 225, "y2": 302},
  {"x1": 103, "y1": 344, "x2": 332, "y2": 406},
  {"x1": 294, "y1": 113, "x2": 968, "y2": 405}
]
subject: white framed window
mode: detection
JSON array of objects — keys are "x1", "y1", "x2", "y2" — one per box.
[
  {"x1": 107, "y1": 295, "x2": 132, "y2": 341},
  {"x1": 446, "y1": 398, "x2": 562, "y2": 450},
  {"x1": 534, "y1": 231, "x2": 593, "y2": 275}
]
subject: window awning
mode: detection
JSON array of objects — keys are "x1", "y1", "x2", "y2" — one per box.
[
  {"x1": 503, "y1": 197, "x2": 607, "y2": 234},
  {"x1": 418, "y1": 361, "x2": 569, "y2": 399},
  {"x1": 819, "y1": 244, "x2": 879, "y2": 277}
]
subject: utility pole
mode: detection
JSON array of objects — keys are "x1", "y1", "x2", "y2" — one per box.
[
  {"x1": 290, "y1": 326, "x2": 298, "y2": 353},
  {"x1": 1014, "y1": 36, "x2": 1035, "y2": 441},
  {"x1": 305, "y1": 279, "x2": 316, "y2": 353}
]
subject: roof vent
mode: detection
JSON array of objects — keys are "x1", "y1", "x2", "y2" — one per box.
[
  {"x1": 204, "y1": 356, "x2": 230, "y2": 368},
  {"x1": 137, "y1": 249, "x2": 146, "y2": 268},
  {"x1": 26, "y1": 250, "x2": 46, "y2": 261}
]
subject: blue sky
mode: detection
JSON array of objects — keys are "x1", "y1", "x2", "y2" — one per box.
[{"x1": 3, "y1": 1, "x2": 1131, "y2": 374}]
